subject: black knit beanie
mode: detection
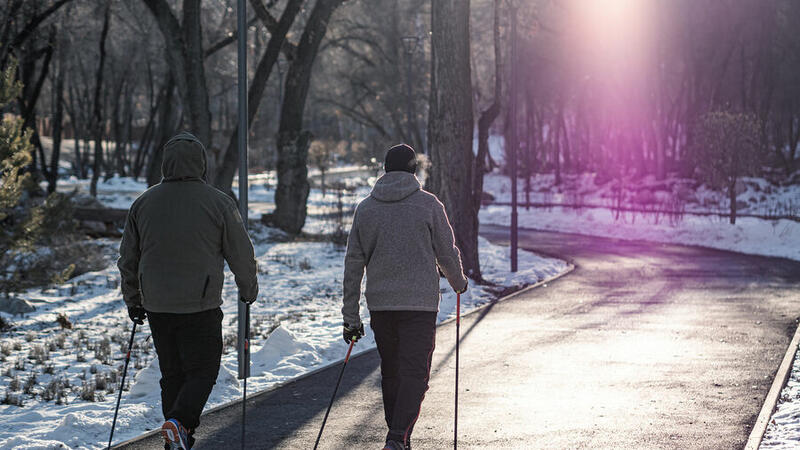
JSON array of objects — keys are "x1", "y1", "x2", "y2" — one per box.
[{"x1": 384, "y1": 144, "x2": 417, "y2": 173}]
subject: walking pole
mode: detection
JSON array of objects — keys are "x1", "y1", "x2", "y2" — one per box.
[
  {"x1": 107, "y1": 322, "x2": 137, "y2": 449},
  {"x1": 313, "y1": 339, "x2": 356, "y2": 450},
  {"x1": 454, "y1": 292, "x2": 461, "y2": 450},
  {"x1": 241, "y1": 303, "x2": 250, "y2": 450}
]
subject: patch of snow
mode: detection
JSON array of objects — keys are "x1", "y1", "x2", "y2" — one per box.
[
  {"x1": 480, "y1": 205, "x2": 799, "y2": 262},
  {"x1": 761, "y1": 348, "x2": 800, "y2": 448}
]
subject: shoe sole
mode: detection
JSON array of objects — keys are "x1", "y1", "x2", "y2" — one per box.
[{"x1": 161, "y1": 421, "x2": 186, "y2": 449}]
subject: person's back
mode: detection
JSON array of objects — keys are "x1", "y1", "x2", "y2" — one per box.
[
  {"x1": 344, "y1": 172, "x2": 464, "y2": 318},
  {"x1": 118, "y1": 132, "x2": 257, "y2": 450},
  {"x1": 127, "y1": 140, "x2": 256, "y2": 313},
  {"x1": 341, "y1": 144, "x2": 467, "y2": 450}
]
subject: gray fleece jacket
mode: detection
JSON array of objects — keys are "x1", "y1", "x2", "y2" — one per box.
[
  {"x1": 118, "y1": 132, "x2": 258, "y2": 314},
  {"x1": 342, "y1": 171, "x2": 468, "y2": 326}
]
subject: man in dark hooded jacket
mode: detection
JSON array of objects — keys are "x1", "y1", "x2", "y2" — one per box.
[
  {"x1": 342, "y1": 144, "x2": 468, "y2": 450},
  {"x1": 118, "y1": 131, "x2": 258, "y2": 450}
]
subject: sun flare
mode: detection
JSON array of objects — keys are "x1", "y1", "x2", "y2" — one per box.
[{"x1": 570, "y1": 0, "x2": 652, "y2": 71}]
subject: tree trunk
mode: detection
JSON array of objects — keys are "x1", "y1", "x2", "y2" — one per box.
[
  {"x1": 524, "y1": 101, "x2": 531, "y2": 207},
  {"x1": 133, "y1": 75, "x2": 168, "y2": 179},
  {"x1": 181, "y1": 0, "x2": 212, "y2": 147},
  {"x1": 90, "y1": 0, "x2": 111, "y2": 198},
  {"x1": 652, "y1": 119, "x2": 666, "y2": 180},
  {"x1": 141, "y1": 0, "x2": 212, "y2": 148},
  {"x1": 472, "y1": 0, "x2": 502, "y2": 225},
  {"x1": 729, "y1": 178, "x2": 737, "y2": 225},
  {"x1": 320, "y1": 168, "x2": 326, "y2": 197},
  {"x1": 559, "y1": 104, "x2": 570, "y2": 173},
  {"x1": 47, "y1": 38, "x2": 66, "y2": 194},
  {"x1": 272, "y1": 0, "x2": 346, "y2": 234},
  {"x1": 111, "y1": 74, "x2": 129, "y2": 178},
  {"x1": 428, "y1": 0, "x2": 479, "y2": 279},
  {"x1": 553, "y1": 116, "x2": 561, "y2": 185},
  {"x1": 17, "y1": 27, "x2": 56, "y2": 185},
  {"x1": 65, "y1": 79, "x2": 86, "y2": 178},
  {"x1": 146, "y1": 75, "x2": 176, "y2": 187},
  {"x1": 213, "y1": 0, "x2": 304, "y2": 194}
]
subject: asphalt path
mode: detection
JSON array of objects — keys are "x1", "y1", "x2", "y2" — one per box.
[{"x1": 119, "y1": 226, "x2": 800, "y2": 449}]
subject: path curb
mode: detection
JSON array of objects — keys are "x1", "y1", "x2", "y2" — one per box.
[
  {"x1": 113, "y1": 263, "x2": 575, "y2": 448},
  {"x1": 745, "y1": 321, "x2": 800, "y2": 450}
]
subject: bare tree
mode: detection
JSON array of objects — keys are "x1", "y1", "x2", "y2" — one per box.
[
  {"x1": 46, "y1": 32, "x2": 66, "y2": 193},
  {"x1": 89, "y1": 0, "x2": 111, "y2": 197},
  {"x1": 140, "y1": 0, "x2": 212, "y2": 148},
  {"x1": 213, "y1": 0, "x2": 304, "y2": 195},
  {"x1": 270, "y1": 0, "x2": 348, "y2": 234},
  {"x1": 694, "y1": 111, "x2": 764, "y2": 224},
  {"x1": 427, "y1": 0, "x2": 479, "y2": 279},
  {"x1": 473, "y1": 0, "x2": 503, "y2": 227}
]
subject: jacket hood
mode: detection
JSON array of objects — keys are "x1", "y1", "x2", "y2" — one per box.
[
  {"x1": 161, "y1": 132, "x2": 207, "y2": 182},
  {"x1": 370, "y1": 171, "x2": 421, "y2": 202}
]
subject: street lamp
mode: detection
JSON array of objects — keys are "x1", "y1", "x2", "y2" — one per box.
[{"x1": 401, "y1": 35, "x2": 420, "y2": 152}]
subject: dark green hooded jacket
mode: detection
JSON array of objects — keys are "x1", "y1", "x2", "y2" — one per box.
[{"x1": 118, "y1": 132, "x2": 258, "y2": 313}]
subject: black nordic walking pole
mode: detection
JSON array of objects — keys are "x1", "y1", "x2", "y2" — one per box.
[
  {"x1": 313, "y1": 339, "x2": 356, "y2": 450},
  {"x1": 107, "y1": 322, "x2": 137, "y2": 449},
  {"x1": 241, "y1": 303, "x2": 250, "y2": 450},
  {"x1": 454, "y1": 292, "x2": 461, "y2": 450}
]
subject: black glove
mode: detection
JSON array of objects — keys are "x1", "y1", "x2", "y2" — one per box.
[
  {"x1": 240, "y1": 296, "x2": 256, "y2": 305},
  {"x1": 343, "y1": 322, "x2": 365, "y2": 344},
  {"x1": 128, "y1": 306, "x2": 146, "y2": 325},
  {"x1": 456, "y1": 282, "x2": 468, "y2": 295}
]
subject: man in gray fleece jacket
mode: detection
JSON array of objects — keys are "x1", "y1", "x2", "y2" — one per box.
[
  {"x1": 118, "y1": 131, "x2": 258, "y2": 450},
  {"x1": 342, "y1": 144, "x2": 468, "y2": 450}
]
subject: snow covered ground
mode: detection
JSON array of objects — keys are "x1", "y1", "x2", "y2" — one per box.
[
  {"x1": 0, "y1": 171, "x2": 568, "y2": 450},
  {"x1": 483, "y1": 171, "x2": 799, "y2": 217},
  {"x1": 761, "y1": 347, "x2": 800, "y2": 449},
  {"x1": 480, "y1": 173, "x2": 800, "y2": 262},
  {"x1": 55, "y1": 174, "x2": 149, "y2": 210}
]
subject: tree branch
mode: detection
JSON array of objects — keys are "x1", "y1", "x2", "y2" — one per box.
[
  {"x1": 204, "y1": 17, "x2": 259, "y2": 59},
  {"x1": 249, "y1": 0, "x2": 299, "y2": 59},
  {"x1": 10, "y1": 0, "x2": 74, "y2": 50}
]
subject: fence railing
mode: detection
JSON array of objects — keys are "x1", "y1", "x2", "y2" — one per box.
[{"x1": 490, "y1": 202, "x2": 800, "y2": 223}]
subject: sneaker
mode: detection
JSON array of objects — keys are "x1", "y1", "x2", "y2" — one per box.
[
  {"x1": 162, "y1": 418, "x2": 190, "y2": 450},
  {"x1": 382, "y1": 441, "x2": 404, "y2": 450}
]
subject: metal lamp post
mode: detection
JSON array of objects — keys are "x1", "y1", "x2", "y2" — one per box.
[
  {"x1": 509, "y1": 2, "x2": 519, "y2": 272},
  {"x1": 236, "y1": 0, "x2": 250, "y2": 447},
  {"x1": 401, "y1": 35, "x2": 419, "y2": 151}
]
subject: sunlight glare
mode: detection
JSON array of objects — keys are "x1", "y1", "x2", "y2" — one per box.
[{"x1": 572, "y1": 0, "x2": 652, "y2": 74}]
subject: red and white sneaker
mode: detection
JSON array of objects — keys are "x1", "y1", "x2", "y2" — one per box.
[{"x1": 161, "y1": 418, "x2": 189, "y2": 450}]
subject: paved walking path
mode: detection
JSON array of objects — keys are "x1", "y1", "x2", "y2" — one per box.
[{"x1": 119, "y1": 227, "x2": 800, "y2": 449}]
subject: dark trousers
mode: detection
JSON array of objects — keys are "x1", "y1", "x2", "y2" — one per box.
[
  {"x1": 147, "y1": 307, "x2": 223, "y2": 430},
  {"x1": 370, "y1": 311, "x2": 437, "y2": 445}
]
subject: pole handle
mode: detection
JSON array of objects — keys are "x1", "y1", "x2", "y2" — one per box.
[
  {"x1": 457, "y1": 292, "x2": 461, "y2": 324},
  {"x1": 344, "y1": 338, "x2": 355, "y2": 363}
]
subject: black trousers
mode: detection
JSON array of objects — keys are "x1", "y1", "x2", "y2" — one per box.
[
  {"x1": 147, "y1": 307, "x2": 223, "y2": 430},
  {"x1": 370, "y1": 311, "x2": 437, "y2": 445}
]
